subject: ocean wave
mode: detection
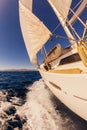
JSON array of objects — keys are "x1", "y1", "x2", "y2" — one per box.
[
  {"x1": 16, "y1": 79, "x2": 87, "y2": 130},
  {"x1": 0, "y1": 79, "x2": 87, "y2": 130},
  {"x1": 22, "y1": 79, "x2": 61, "y2": 130}
]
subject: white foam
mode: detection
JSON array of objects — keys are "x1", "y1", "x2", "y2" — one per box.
[
  {"x1": 0, "y1": 79, "x2": 85, "y2": 130},
  {"x1": 17, "y1": 79, "x2": 62, "y2": 130}
]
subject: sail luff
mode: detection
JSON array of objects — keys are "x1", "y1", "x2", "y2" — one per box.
[
  {"x1": 47, "y1": 0, "x2": 76, "y2": 46},
  {"x1": 20, "y1": 0, "x2": 33, "y2": 11},
  {"x1": 19, "y1": 0, "x2": 52, "y2": 64}
]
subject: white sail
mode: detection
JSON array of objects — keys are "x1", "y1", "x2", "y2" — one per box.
[
  {"x1": 47, "y1": 0, "x2": 72, "y2": 22},
  {"x1": 20, "y1": 0, "x2": 32, "y2": 11},
  {"x1": 47, "y1": 0, "x2": 77, "y2": 46},
  {"x1": 19, "y1": 0, "x2": 52, "y2": 64}
]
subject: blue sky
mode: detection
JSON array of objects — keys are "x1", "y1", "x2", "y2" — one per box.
[
  {"x1": 0, "y1": 0, "x2": 31, "y2": 70},
  {"x1": 0, "y1": 0, "x2": 86, "y2": 70},
  {"x1": 0, "y1": 0, "x2": 56, "y2": 70}
]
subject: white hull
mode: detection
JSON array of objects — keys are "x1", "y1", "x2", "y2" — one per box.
[
  {"x1": 39, "y1": 61, "x2": 87, "y2": 120},
  {"x1": 19, "y1": 0, "x2": 87, "y2": 122}
]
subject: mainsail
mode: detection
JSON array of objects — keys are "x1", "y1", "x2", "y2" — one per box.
[
  {"x1": 47, "y1": 0, "x2": 77, "y2": 45},
  {"x1": 19, "y1": 0, "x2": 52, "y2": 64}
]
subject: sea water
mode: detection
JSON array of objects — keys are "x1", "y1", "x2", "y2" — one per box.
[{"x1": 0, "y1": 71, "x2": 87, "y2": 130}]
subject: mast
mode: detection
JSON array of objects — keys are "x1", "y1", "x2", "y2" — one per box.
[
  {"x1": 54, "y1": 10, "x2": 76, "y2": 46},
  {"x1": 47, "y1": 0, "x2": 77, "y2": 47}
]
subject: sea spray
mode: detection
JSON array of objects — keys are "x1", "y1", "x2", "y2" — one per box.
[
  {"x1": 19, "y1": 79, "x2": 86, "y2": 130},
  {"x1": 0, "y1": 76, "x2": 87, "y2": 130},
  {"x1": 17, "y1": 79, "x2": 61, "y2": 130}
]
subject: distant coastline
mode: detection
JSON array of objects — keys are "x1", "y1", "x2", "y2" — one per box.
[{"x1": 0, "y1": 68, "x2": 38, "y2": 72}]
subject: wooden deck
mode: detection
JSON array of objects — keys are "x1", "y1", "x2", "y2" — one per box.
[{"x1": 48, "y1": 68, "x2": 82, "y2": 74}]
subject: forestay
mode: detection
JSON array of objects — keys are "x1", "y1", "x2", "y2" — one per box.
[{"x1": 19, "y1": 0, "x2": 52, "y2": 64}]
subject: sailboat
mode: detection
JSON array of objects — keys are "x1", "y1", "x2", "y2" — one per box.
[{"x1": 19, "y1": 0, "x2": 87, "y2": 120}]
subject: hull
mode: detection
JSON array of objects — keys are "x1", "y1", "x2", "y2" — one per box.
[
  {"x1": 19, "y1": 0, "x2": 87, "y2": 121},
  {"x1": 39, "y1": 67, "x2": 87, "y2": 120}
]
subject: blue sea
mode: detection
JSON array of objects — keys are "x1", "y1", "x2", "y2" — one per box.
[
  {"x1": 0, "y1": 71, "x2": 87, "y2": 130},
  {"x1": 0, "y1": 71, "x2": 41, "y2": 89}
]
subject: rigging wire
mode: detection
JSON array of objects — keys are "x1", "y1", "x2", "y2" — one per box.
[
  {"x1": 69, "y1": 0, "x2": 83, "y2": 25},
  {"x1": 70, "y1": 8, "x2": 86, "y2": 28},
  {"x1": 67, "y1": 0, "x2": 85, "y2": 41},
  {"x1": 66, "y1": 20, "x2": 80, "y2": 40},
  {"x1": 51, "y1": 0, "x2": 83, "y2": 42},
  {"x1": 52, "y1": 23, "x2": 61, "y2": 34},
  {"x1": 52, "y1": 34, "x2": 78, "y2": 42},
  {"x1": 52, "y1": 32, "x2": 87, "y2": 45}
]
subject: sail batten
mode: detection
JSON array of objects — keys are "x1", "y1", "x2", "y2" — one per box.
[{"x1": 19, "y1": 0, "x2": 52, "y2": 64}]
